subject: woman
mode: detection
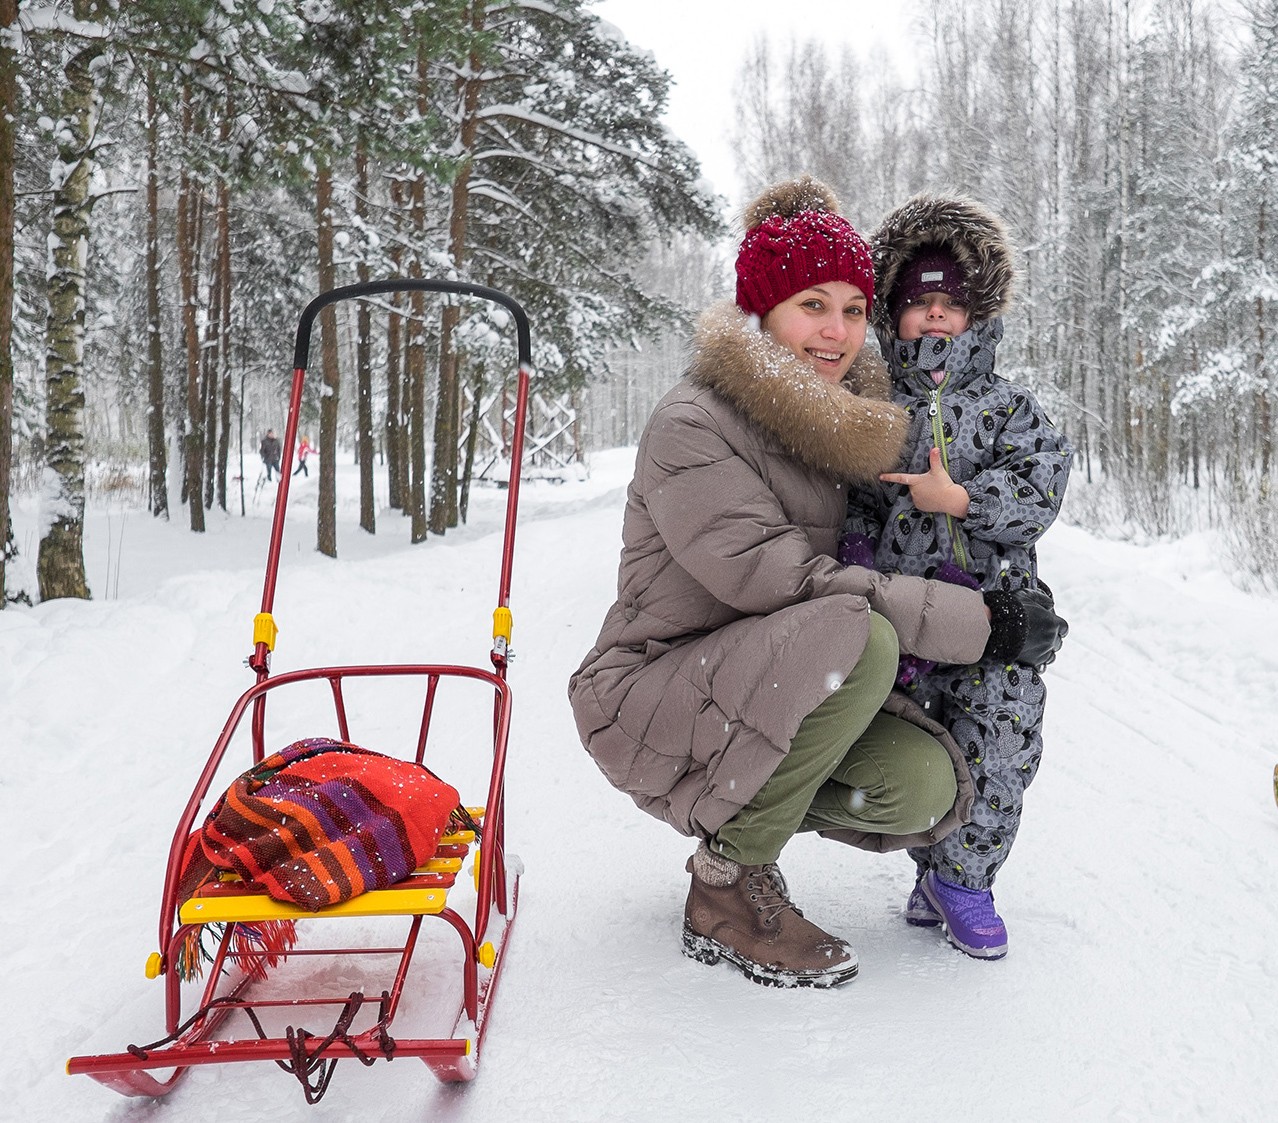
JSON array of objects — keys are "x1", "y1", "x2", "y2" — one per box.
[{"x1": 568, "y1": 178, "x2": 1047, "y2": 989}]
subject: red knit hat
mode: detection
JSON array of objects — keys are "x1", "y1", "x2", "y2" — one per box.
[
  {"x1": 888, "y1": 247, "x2": 970, "y2": 325},
  {"x1": 735, "y1": 177, "x2": 874, "y2": 318}
]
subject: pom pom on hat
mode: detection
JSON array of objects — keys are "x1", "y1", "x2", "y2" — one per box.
[{"x1": 735, "y1": 175, "x2": 875, "y2": 318}]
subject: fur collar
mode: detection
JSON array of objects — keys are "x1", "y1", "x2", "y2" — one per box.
[{"x1": 686, "y1": 301, "x2": 909, "y2": 484}]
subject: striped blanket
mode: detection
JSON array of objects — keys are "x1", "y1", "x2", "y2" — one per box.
[{"x1": 178, "y1": 737, "x2": 464, "y2": 911}]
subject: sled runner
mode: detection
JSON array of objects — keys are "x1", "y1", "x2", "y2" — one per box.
[{"x1": 67, "y1": 280, "x2": 531, "y2": 1102}]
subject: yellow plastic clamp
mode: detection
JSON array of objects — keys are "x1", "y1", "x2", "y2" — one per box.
[
  {"x1": 145, "y1": 952, "x2": 163, "y2": 980},
  {"x1": 477, "y1": 942, "x2": 497, "y2": 969},
  {"x1": 253, "y1": 612, "x2": 279, "y2": 651},
  {"x1": 492, "y1": 606, "x2": 512, "y2": 645}
]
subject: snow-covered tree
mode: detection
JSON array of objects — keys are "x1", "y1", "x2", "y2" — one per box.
[
  {"x1": 1, "y1": 0, "x2": 16, "y2": 606},
  {"x1": 726, "y1": 0, "x2": 1273, "y2": 563},
  {"x1": 731, "y1": 36, "x2": 874, "y2": 222},
  {"x1": 424, "y1": 0, "x2": 723, "y2": 533},
  {"x1": 37, "y1": 0, "x2": 108, "y2": 601},
  {"x1": 1215, "y1": 0, "x2": 1278, "y2": 475}
]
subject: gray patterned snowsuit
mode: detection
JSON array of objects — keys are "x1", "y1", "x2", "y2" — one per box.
[{"x1": 842, "y1": 317, "x2": 1073, "y2": 889}]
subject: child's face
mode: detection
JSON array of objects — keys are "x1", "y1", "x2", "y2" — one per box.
[
  {"x1": 761, "y1": 282, "x2": 868, "y2": 383},
  {"x1": 897, "y1": 291, "x2": 970, "y2": 341}
]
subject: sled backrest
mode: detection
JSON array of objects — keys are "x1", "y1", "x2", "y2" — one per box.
[{"x1": 247, "y1": 280, "x2": 533, "y2": 686}]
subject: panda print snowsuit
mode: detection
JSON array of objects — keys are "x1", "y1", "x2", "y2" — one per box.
[{"x1": 841, "y1": 195, "x2": 1074, "y2": 890}]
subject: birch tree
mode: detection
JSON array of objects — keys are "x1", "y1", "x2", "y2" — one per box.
[
  {"x1": 0, "y1": 0, "x2": 16, "y2": 605},
  {"x1": 38, "y1": 0, "x2": 106, "y2": 601}
]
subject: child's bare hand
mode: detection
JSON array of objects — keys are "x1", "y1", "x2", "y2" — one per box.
[{"x1": 880, "y1": 447, "x2": 971, "y2": 517}]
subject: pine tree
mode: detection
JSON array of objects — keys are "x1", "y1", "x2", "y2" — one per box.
[{"x1": 425, "y1": 0, "x2": 722, "y2": 533}]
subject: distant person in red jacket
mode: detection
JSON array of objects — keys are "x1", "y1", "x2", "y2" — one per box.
[{"x1": 293, "y1": 436, "x2": 314, "y2": 477}]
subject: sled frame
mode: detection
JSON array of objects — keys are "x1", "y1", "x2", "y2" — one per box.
[{"x1": 67, "y1": 279, "x2": 533, "y2": 1097}]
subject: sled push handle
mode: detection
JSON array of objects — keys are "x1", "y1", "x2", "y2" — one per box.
[
  {"x1": 290, "y1": 279, "x2": 532, "y2": 374},
  {"x1": 251, "y1": 279, "x2": 533, "y2": 682}
]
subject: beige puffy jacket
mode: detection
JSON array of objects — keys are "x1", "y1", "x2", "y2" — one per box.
[{"x1": 568, "y1": 303, "x2": 990, "y2": 850}]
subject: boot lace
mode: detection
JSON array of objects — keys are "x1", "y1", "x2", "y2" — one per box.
[{"x1": 745, "y1": 864, "x2": 802, "y2": 927}]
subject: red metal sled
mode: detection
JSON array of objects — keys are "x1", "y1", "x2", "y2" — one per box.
[{"x1": 67, "y1": 280, "x2": 532, "y2": 1101}]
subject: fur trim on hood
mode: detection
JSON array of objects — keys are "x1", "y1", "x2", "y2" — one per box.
[
  {"x1": 687, "y1": 301, "x2": 909, "y2": 485},
  {"x1": 871, "y1": 193, "x2": 1016, "y2": 342}
]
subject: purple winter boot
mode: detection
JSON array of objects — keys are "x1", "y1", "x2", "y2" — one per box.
[
  {"x1": 920, "y1": 871, "x2": 1008, "y2": 959},
  {"x1": 904, "y1": 877, "x2": 941, "y2": 927}
]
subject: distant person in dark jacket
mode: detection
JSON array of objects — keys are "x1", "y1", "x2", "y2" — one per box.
[{"x1": 259, "y1": 429, "x2": 281, "y2": 480}]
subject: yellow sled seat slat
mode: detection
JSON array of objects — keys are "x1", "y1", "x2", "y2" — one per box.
[
  {"x1": 439, "y1": 830, "x2": 476, "y2": 845},
  {"x1": 417, "y1": 856, "x2": 463, "y2": 874},
  {"x1": 180, "y1": 885, "x2": 450, "y2": 925}
]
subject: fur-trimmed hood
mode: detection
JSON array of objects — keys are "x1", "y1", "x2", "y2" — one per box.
[
  {"x1": 870, "y1": 194, "x2": 1016, "y2": 344},
  {"x1": 687, "y1": 301, "x2": 908, "y2": 486}
]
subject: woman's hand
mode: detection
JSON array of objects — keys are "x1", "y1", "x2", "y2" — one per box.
[
  {"x1": 880, "y1": 447, "x2": 970, "y2": 518},
  {"x1": 983, "y1": 587, "x2": 1069, "y2": 667}
]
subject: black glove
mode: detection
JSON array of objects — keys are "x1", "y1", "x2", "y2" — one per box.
[{"x1": 983, "y1": 586, "x2": 1069, "y2": 667}]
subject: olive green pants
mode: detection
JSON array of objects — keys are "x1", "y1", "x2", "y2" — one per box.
[{"x1": 712, "y1": 612, "x2": 958, "y2": 866}]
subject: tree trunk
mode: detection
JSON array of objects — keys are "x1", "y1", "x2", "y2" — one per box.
[
  {"x1": 214, "y1": 105, "x2": 233, "y2": 512},
  {"x1": 316, "y1": 158, "x2": 340, "y2": 558},
  {"x1": 355, "y1": 140, "x2": 375, "y2": 534},
  {"x1": 386, "y1": 292, "x2": 405, "y2": 511},
  {"x1": 430, "y1": 309, "x2": 461, "y2": 536},
  {"x1": 0, "y1": 0, "x2": 17, "y2": 604},
  {"x1": 177, "y1": 86, "x2": 205, "y2": 532},
  {"x1": 408, "y1": 240, "x2": 428, "y2": 543},
  {"x1": 216, "y1": 215, "x2": 232, "y2": 513},
  {"x1": 386, "y1": 179, "x2": 406, "y2": 512},
  {"x1": 409, "y1": 46, "x2": 431, "y2": 544},
  {"x1": 144, "y1": 70, "x2": 167, "y2": 520},
  {"x1": 429, "y1": 0, "x2": 485, "y2": 536},
  {"x1": 1258, "y1": 197, "x2": 1271, "y2": 478},
  {"x1": 459, "y1": 360, "x2": 482, "y2": 524},
  {"x1": 201, "y1": 224, "x2": 221, "y2": 510},
  {"x1": 38, "y1": 0, "x2": 102, "y2": 601}
]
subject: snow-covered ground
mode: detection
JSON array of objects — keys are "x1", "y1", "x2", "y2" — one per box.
[{"x1": 3, "y1": 450, "x2": 1276, "y2": 1122}]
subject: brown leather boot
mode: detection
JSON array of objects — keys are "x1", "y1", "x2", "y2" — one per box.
[{"x1": 681, "y1": 842, "x2": 858, "y2": 987}]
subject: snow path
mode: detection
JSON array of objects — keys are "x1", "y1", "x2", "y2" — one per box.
[{"x1": 2, "y1": 451, "x2": 1275, "y2": 1122}]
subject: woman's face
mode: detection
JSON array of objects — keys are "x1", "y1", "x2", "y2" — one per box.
[{"x1": 761, "y1": 282, "x2": 868, "y2": 383}]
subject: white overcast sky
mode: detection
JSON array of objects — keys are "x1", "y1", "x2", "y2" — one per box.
[{"x1": 588, "y1": 0, "x2": 922, "y2": 209}]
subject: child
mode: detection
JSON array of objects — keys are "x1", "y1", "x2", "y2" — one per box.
[
  {"x1": 293, "y1": 435, "x2": 313, "y2": 477},
  {"x1": 840, "y1": 193, "x2": 1073, "y2": 960}
]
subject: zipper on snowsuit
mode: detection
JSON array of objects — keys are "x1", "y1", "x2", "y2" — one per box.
[{"x1": 927, "y1": 377, "x2": 971, "y2": 572}]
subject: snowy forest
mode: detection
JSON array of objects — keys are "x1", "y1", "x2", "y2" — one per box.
[
  {"x1": 0, "y1": 0, "x2": 722, "y2": 606},
  {"x1": 3, "y1": 0, "x2": 1278, "y2": 608},
  {"x1": 730, "y1": 0, "x2": 1278, "y2": 582}
]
